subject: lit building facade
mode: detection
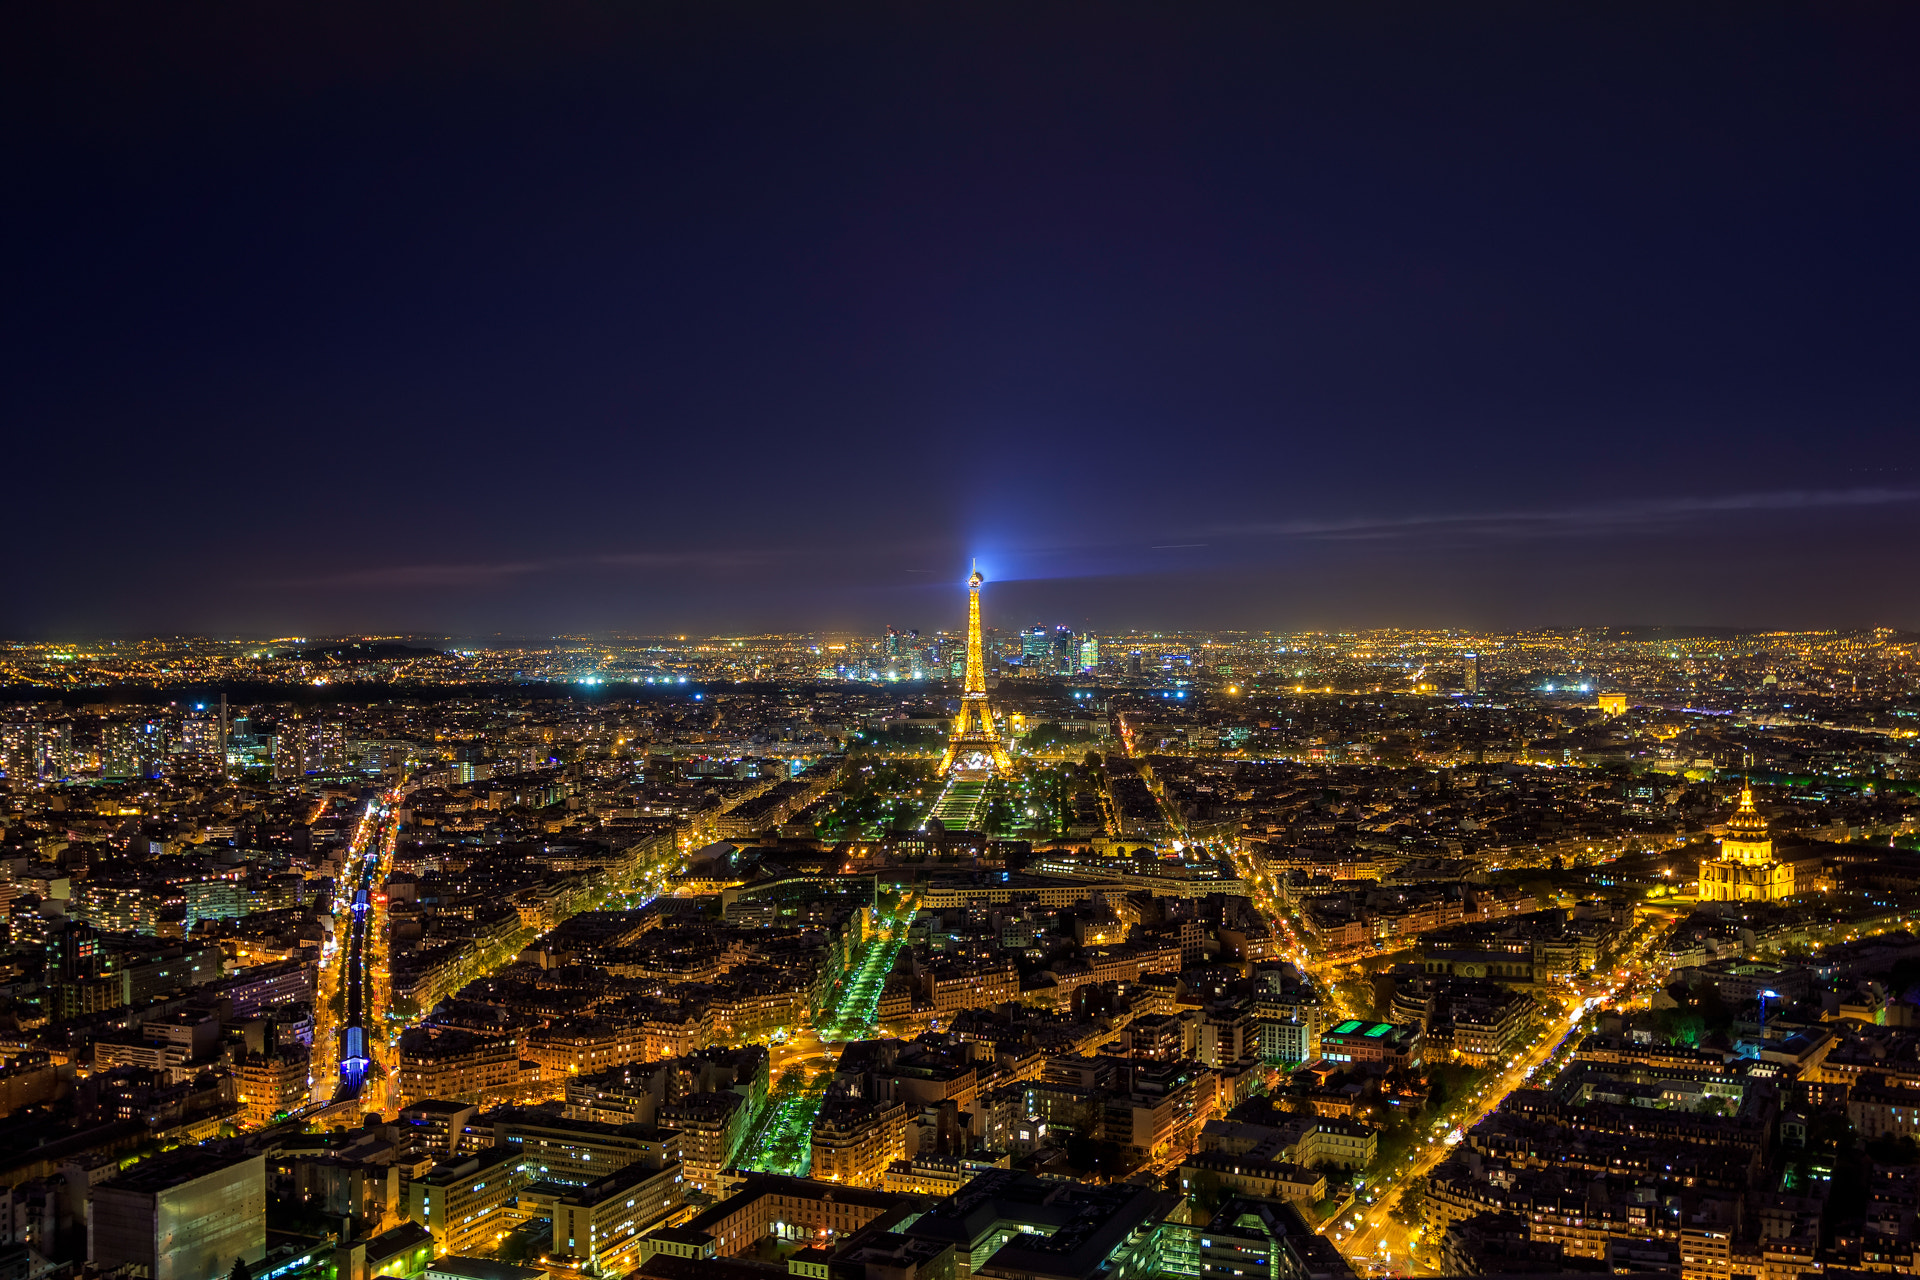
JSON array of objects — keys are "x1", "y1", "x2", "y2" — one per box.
[
  {"x1": 234, "y1": 1048, "x2": 311, "y2": 1127},
  {"x1": 658, "y1": 1092, "x2": 751, "y2": 1196},
  {"x1": 405, "y1": 1146, "x2": 525, "y2": 1256},
  {"x1": 487, "y1": 1109, "x2": 678, "y2": 1185},
  {"x1": 1698, "y1": 786, "x2": 1792, "y2": 903},
  {"x1": 1319, "y1": 1019, "x2": 1423, "y2": 1071},
  {"x1": 522, "y1": 1159, "x2": 686, "y2": 1276},
  {"x1": 398, "y1": 1030, "x2": 521, "y2": 1107},
  {"x1": 810, "y1": 1097, "x2": 907, "y2": 1186},
  {"x1": 90, "y1": 1150, "x2": 266, "y2": 1280}
]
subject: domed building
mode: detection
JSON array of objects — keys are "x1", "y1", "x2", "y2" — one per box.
[{"x1": 1698, "y1": 783, "x2": 1793, "y2": 902}]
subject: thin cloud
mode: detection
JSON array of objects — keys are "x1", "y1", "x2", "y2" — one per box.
[
  {"x1": 592, "y1": 550, "x2": 778, "y2": 571},
  {"x1": 281, "y1": 561, "x2": 553, "y2": 588},
  {"x1": 266, "y1": 548, "x2": 784, "y2": 590},
  {"x1": 971, "y1": 488, "x2": 1920, "y2": 582},
  {"x1": 250, "y1": 487, "x2": 1920, "y2": 595},
  {"x1": 1220, "y1": 488, "x2": 1920, "y2": 543}
]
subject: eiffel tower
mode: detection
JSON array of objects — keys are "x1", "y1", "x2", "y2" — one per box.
[{"x1": 939, "y1": 564, "x2": 1013, "y2": 776}]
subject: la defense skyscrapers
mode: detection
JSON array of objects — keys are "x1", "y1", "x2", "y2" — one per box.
[{"x1": 937, "y1": 564, "x2": 1012, "y2": 776}]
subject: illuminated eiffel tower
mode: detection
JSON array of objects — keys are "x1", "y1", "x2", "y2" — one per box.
[{"x1": 939, "y1": 564, "x2": 1013, "y2": 776}]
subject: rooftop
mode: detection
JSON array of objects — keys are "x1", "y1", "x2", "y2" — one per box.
[
  {"x1": 99, "y1": 1146, "x2": 260, "y2": 1195},
  {"x1": 423, "y1": 1258, "x2": 549, "y2": 1280},
  {"x1": 683, "y1": 1173, "x2": 910, "y2": 1236}
]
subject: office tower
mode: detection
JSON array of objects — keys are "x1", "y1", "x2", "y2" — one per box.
[
  {"x1": 1127, "y1": 650, "x2": 1143, "y2": 677},
  {"x1": 1021, "y1": 626, "x2": 1050, "y2": 669},
  {"x1": 0, "y1": 722, "x2": 71, "y2": 780},
  {"x1": 0, "y1": 723, "x2": 26, "y2": 779},
  {"x1": 273, "y1": 720, "x2": 348, "y2": 777},
  {"x1": 1463, "y1": 653, "x2": 1479, "y2": 694},
  {"x1": 272, "y1": 728, "x2": 304, "y2": 780},
  {"x1": 317, "y1": 721, "x2": 349, "y2": 772},
  {"x1": 102, "y1": 722, "x2": 143, "y2": 779},
  {"x1": 102, "y1": 720, "x2": 166, "y2": 780},
  {"x1": 180, "y1": 713, "x2": 224, "y2": 764},
  {"x1": 46, "y1": 920, "x2": 105, "y2": 984},
  {"x1": 33, "y1": 722, "x2": 72, "y2": 779},
  {"x1": 1052, "y1": 627, "x2": 1075, "y2": 675},
  {"x1": 1078, "y1": 634, "x2": 1099, "y2": 671},
  {"x1": 938, "y1": 565, "x2": 1013, "y2": 775},
  {"x1": 89, "y1": 1148, "x2": 266, "y2": 1280}
]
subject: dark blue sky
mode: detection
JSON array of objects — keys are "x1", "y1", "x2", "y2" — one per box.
[{"x1": 6, "y1": 4, "x2": 1919, "y2": 639}]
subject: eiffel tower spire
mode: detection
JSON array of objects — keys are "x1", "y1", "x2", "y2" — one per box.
[{"x1": 939, "y1": 564, "x2": 1013, "y2": 775}]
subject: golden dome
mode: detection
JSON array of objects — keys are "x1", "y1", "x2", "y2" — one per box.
[{"x1": 1726, "y1": 784, "x2": 1769, "y2": 836}]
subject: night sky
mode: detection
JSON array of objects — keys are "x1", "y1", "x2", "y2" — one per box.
[{"x1": 6, "y1": 5, "x2": 1920, "y2": 639}]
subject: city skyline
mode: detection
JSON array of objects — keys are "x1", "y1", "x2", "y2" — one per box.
[
  {"x1": 5, "y1": 598, "x2": 1919, "y2": 1280},
  {"x1": 7, "y1": 9, "x2": 1920, "y2": 1277}
]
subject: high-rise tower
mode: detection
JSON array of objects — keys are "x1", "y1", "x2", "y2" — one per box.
[{"x1": 940, "y1": 565, "x2": 1013, "y2": 775}]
